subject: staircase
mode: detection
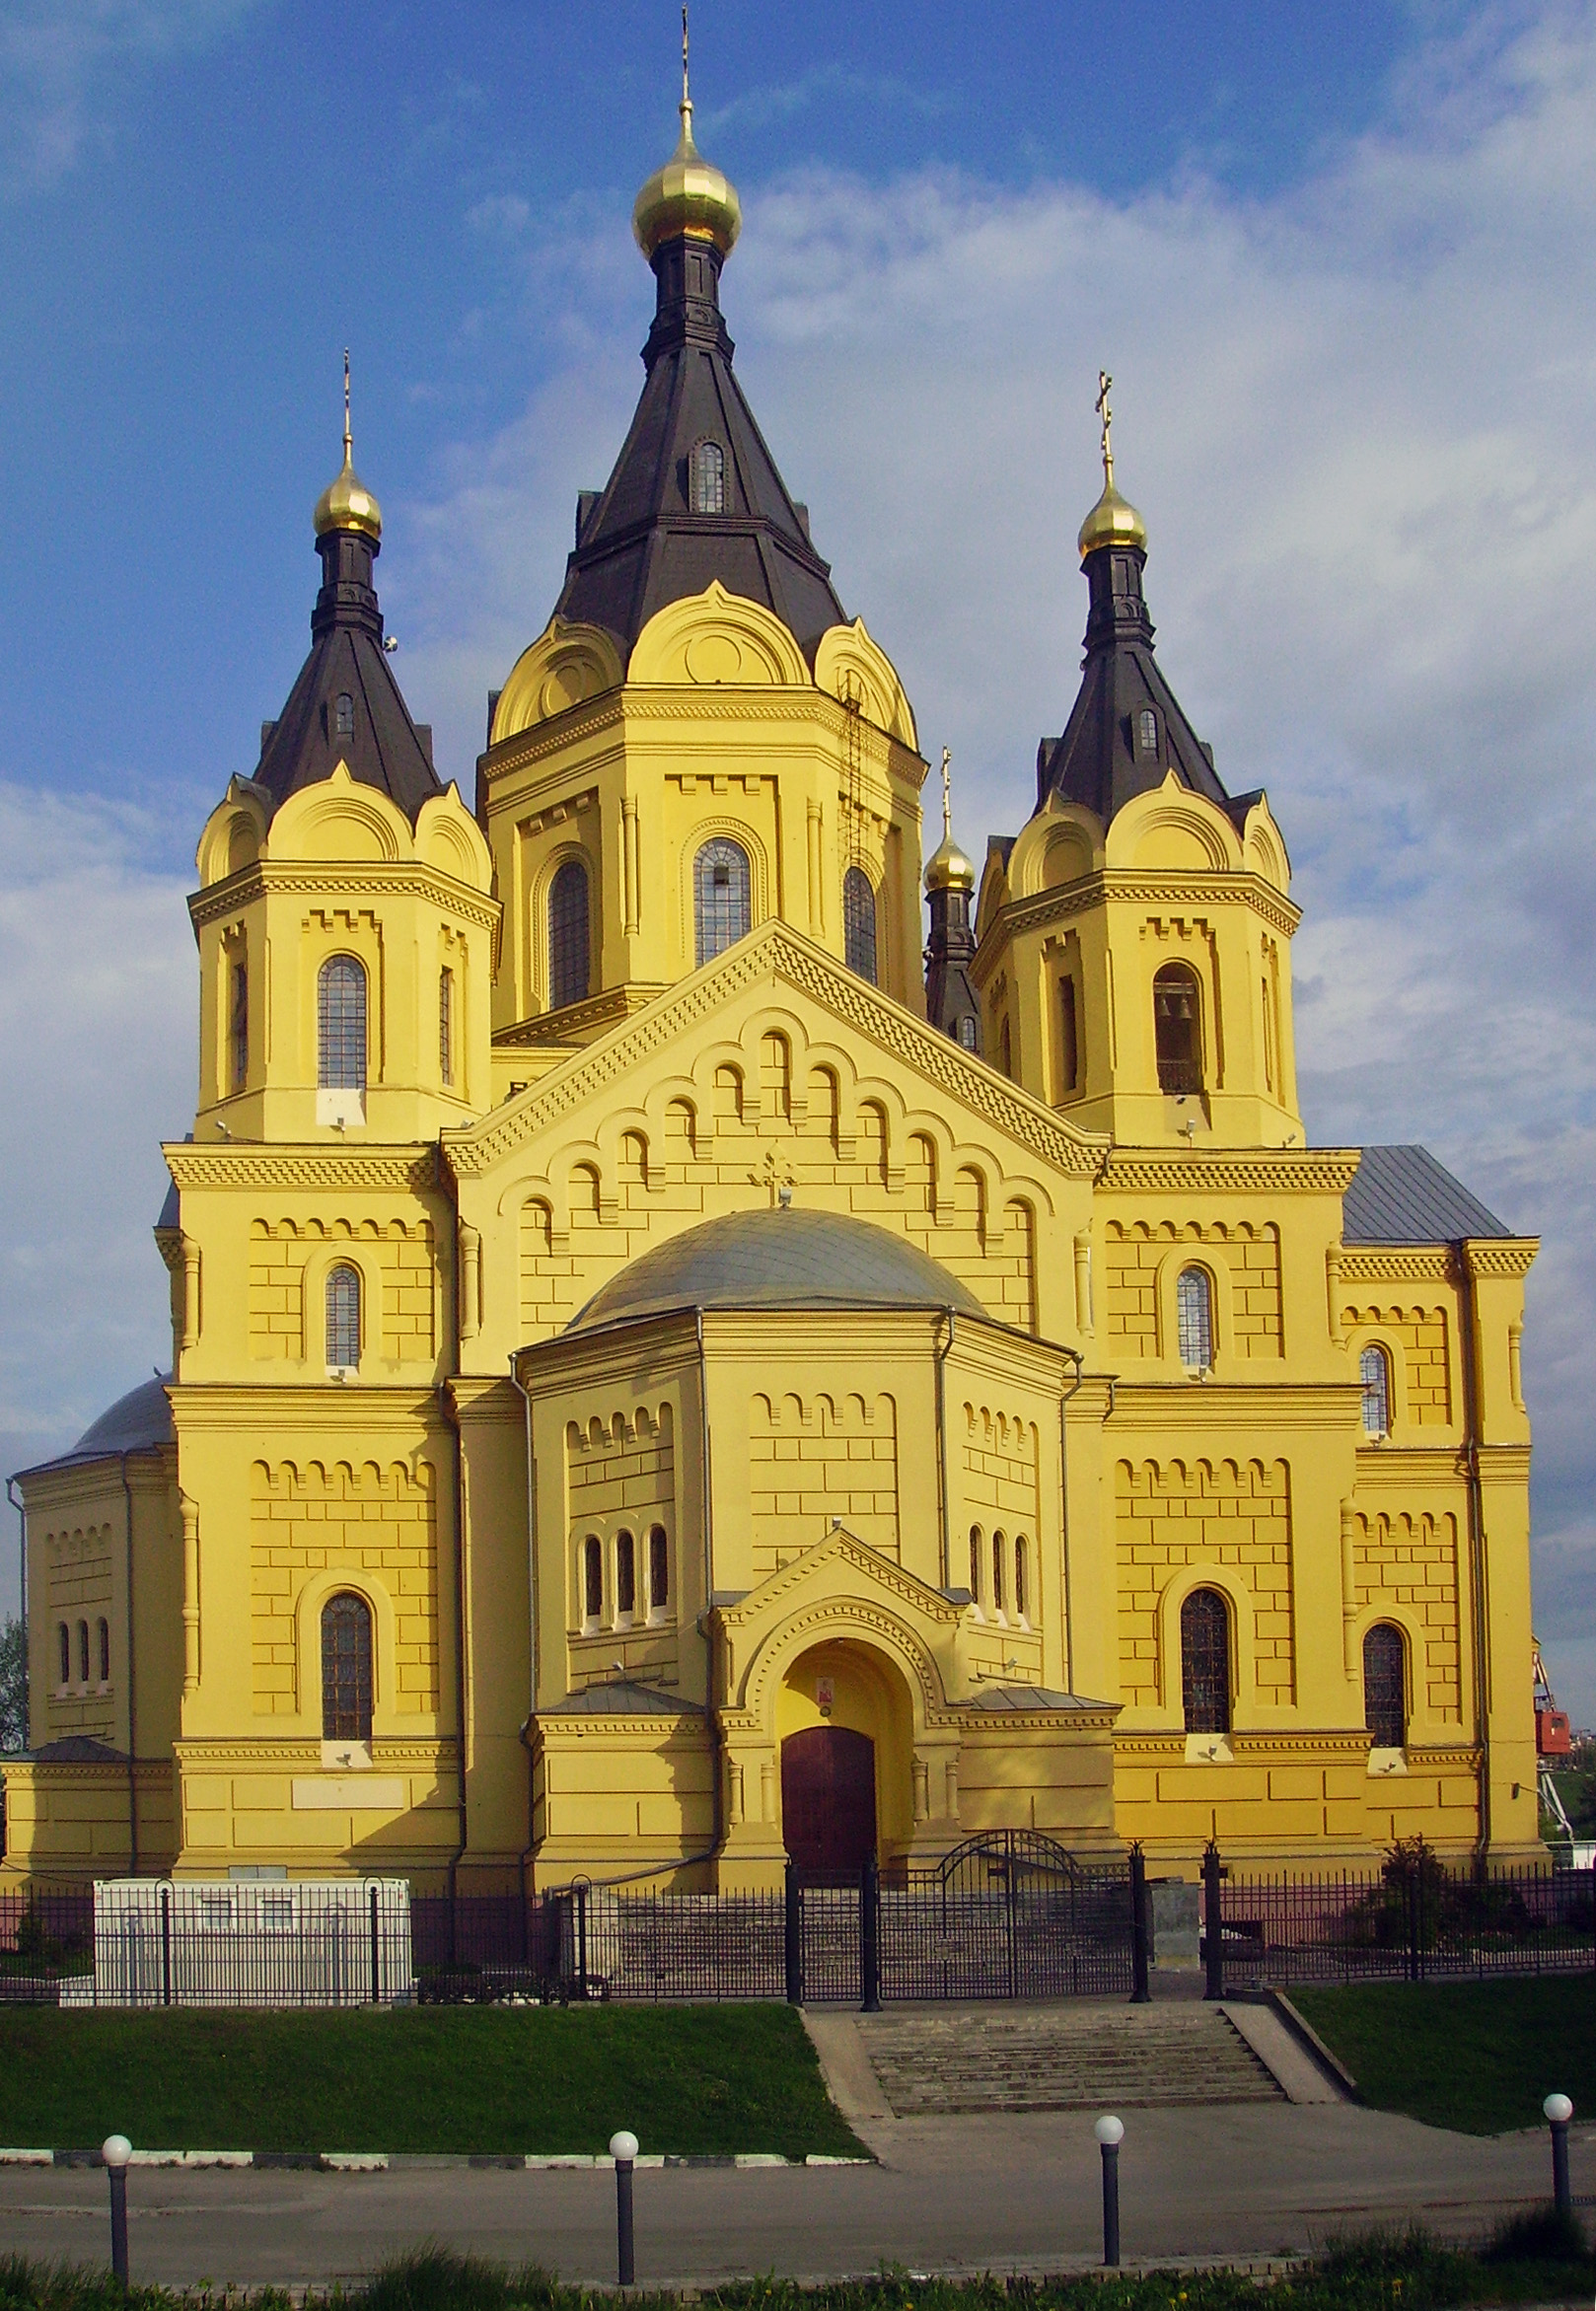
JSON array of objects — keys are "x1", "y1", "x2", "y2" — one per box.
[{"x1": 855, "y1": 2001, "x2": 1283, "y2": 2113}]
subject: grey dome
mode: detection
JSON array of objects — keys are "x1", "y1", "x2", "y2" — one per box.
[
  {"x1": 70, "y1": 1376, "x2": 174, "y2": 1459},
  {"x1": 566, "y1": 1209, "x2": 982, "y2": 1335}
]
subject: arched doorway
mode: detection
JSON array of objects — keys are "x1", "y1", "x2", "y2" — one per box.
[{"x1": 780, "y1": 1725, "x2": 877, "y2": 1874}]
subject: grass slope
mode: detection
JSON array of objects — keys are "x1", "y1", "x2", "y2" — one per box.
[
  {"x1": 0, "y1": 2004, "x2": 864, "y2": 2159},
  {"x1": 1292, "y1": 1975, "x2": 1596, "y2": 2134}
]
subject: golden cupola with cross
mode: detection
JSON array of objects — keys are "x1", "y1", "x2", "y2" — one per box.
[
  {"x1": 971, "y1": 379, "x2": 1302, "y2": 1151},
  {"x1": 476, "y1": 53, "x2": 927, "y2": 1088}
]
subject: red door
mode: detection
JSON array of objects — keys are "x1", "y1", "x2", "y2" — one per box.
[{"x1": 781, "y1": 1726, "x2": 877, "y2": 1875}]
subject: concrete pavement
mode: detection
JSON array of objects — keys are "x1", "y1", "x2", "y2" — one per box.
[{"x1": 0, "y1": 2105, "x2": 1586, "y2": 2289}]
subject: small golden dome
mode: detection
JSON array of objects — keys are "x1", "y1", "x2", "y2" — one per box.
[
  {"x1": 633, "y1": 98, "x2": 742, "y2": 262},
  {"x1": 1077, "y1": 473, "x2": 1146, "y2": 560},
  {"x1": 315, "y1": 448, "x2": 382, "y2": 542},
  {"x1": 925, "y1": 833, "x2": 976, "y2": 894}
]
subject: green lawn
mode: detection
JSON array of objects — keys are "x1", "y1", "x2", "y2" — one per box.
[
  {"x1": 1292, "y1": 1974, "x2": 1596, "y2": 2134},
  {"x1": 0, "y1": 2003, "x2": 865, "y2": 2159}
]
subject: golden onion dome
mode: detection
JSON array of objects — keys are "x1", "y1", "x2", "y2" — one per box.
[
  {"x1": 633, "y1": 97, "x2": 742, "y2": 262},
  {"x1": 1077, "y1": 472, "x2": 1146, "y2": 560},
  {"x1": 314, "y1": 446, "x2": 382, "y2": 542},
  {"x1": 925, "y1": 832, "x2": 976, "y2": 894}
]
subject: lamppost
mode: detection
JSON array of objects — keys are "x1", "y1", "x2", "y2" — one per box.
[
  {"x1": 102, "y1": 2134, "x2": 131, "y2": 2282},
  {"x1": 1094, "y1": 2114, "x2": 1124, "y2": 2267},
  {"x1": 1544, "y1": 2093, "x2": 1573, "y2": 2218},
  {"x1": 610, "y1": 2129, "x2": 638, "y2": 2284}
]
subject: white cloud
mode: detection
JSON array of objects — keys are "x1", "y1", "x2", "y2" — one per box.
[{"x1": 0, "y1": 0, "x2": 260, "y2": 187}]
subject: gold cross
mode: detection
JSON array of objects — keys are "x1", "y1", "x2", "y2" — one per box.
[
  {"x1": 941, "y1": 746, "x2": 952, "y2": 842},
  {"x1": 342, "y1": 348, "x2": 352, "y2": 465},
  {"x1": 682, "y1": 4, "x2": 689, "y2": 104},
  {"x1": 1096, "y1": 368, "x2": 1114, "y2": 485}
]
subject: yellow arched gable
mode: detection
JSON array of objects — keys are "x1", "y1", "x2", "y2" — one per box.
[
  {"x1": 1104, "y1": 772, "x2": 1242, "y2": 874},
  {"x1": 1006, "y1": 798, "x2": 1105, "y2": 901},
  {"x1": 628, "y1": 582, "x2": 811, "y2": 689},
  {"x1": 195, "y1": 777, "x2": 268, "y2": 890},
  {"x1": 814, "y1": 618, "x2": 917, "y2": 750},
  {"x1": 268, "y1": 763, "x2": 409, "y2": 866},
  {"x1": 490, "y1": 618, "x2": 625, "y2": 747},
  {"x1": 414, "y1": 789, "x2": 494, "y2": 894},
  {"x1": 1241, "y1": 797, "x2": 1292, "y2": 895}
]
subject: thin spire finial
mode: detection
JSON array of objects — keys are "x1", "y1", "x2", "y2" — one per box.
[
  {"x1": 342, "y1": 348, "x2": 352, "y2": 469},
  {"x1": 1096, "y1": 368, "x2": 1114, "y2": 488},
  {"x1": 682, "y1": 3, "x2": 689, "y2": 105},
  {"x1": 940, "y1": 746, "x2": 952, "y2": 843}
]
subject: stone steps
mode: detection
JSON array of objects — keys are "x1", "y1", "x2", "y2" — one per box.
[{"x1": 856, "y1": 2002, "x2": 1284, "y2": 2113}]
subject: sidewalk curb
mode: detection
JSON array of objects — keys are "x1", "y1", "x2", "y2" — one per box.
[{"x1": 0, "y1": 2146, "x2": 872, "y2": 2172}]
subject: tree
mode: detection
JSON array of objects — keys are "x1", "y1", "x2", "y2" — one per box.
[{"x1": 0, "y1": 1616, "x2": 26, "y2": 1755}]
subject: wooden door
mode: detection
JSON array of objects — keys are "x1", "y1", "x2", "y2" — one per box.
[{"x1": 780, "y1": 1725, "x2": 877, "y2": 1875}]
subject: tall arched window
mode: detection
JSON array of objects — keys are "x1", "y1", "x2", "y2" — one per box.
[
  {"x1": 98, "y1": 1619, "x2": 110, "y2": 1683},
  {"x1": 1058, "y1": 976, "x2": 1079, "y2": 1095},
  {"x1": 648, "y1": 1527, "x2": 670, "y2": 1617},
  {"x1": 1360, "y1": 1344, "x2": 1392, "y2": 1438},
  {"x1": 1181, "y1": 1587, "x2": 1231, "y2": 1734},
  {"x1": 321, "y1": 1591, "x2": 374, "y2": 1741},
  {"x1": 690, "y1": 439, "x2": 725, "y2": 514},
  {"x1": 318, "y1": 956, "x2": 367, "y2": 1090},
  {"x1": 230, "y1": 961, "x2": 249, "y2": 1092},
  {"x1": 616, "y1": 1531, "x2": 636, "y2": 1622},
  {"x1": 969, "y1": 1525, "x2": 982, "y2": 1603},
  {"x1": 548, "y1": 859, "x2": 591, "y2": 1011},
  {"x1": 326, "y1": 1264, "x2": 361, "y2": 1370},
  {"x1": 438, "y1": 967, "x2": 455, "y2": 1086},
  {"x1": 999, "y1": 1017, "x2": 1012, "y2": 1076},
  {"x1": 1363, "y1": 1623, "x2": 1406, "y2": 1749},
  {"x1": 1153, "y1": 963, "x2": 1202, "y2": 1094},
  {"x1": 333, "y1": 690, "x2": 355, "y2": 739},
  {"x1": 583, "y1": 1536, "x2": 604, "y2": 1628},
  {"x1": 694, "y1": 839, "x2": 752, "y2": 965},
  {"x1": 57, "y1": 1623, "x2": 69, "y2": 1686},
  {"x1": 77, "y1": 1621, "x2": 89, "y2": 1684},
  {"x1": 842, "y1": 866, "x2": 878, "y2": 983},
  {"x1": 1014, "y1": 1536, "x2": 1029, "y2": 1624},
  {"x1": 991, "y1": 1532, "x2": 1006, "y2": 1616},
  {"x1": 1176, "y1": 1265, "x2": 1214, "y2": 1372}
]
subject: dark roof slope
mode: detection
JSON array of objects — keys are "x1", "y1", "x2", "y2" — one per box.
[
  {"x1": 542, "y1": 1682, "x2": 704, "y2": 1717},
  {"x1": 1344, "y1": 1146, "x2": 1513, "y2": 1244},
  {"x1": 552, "y1": 232, "x2": 845, "y2": 664},
  {"x1": 13, "y1": 1376, "x2": 173, "y2": 1482}
]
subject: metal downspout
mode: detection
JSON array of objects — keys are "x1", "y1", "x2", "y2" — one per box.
[
  {"x1": 119, "y1": 1453, "x2": 138, "y2": 1876},
  {"x1": 934, "y1": 1310, "x2": 955, "y2": 1593},
  {"x1": 1058, "y1": 1348, "x2": 1085, "y2": 1697},
  {"x1": 441, "y1": 1389, "x2": 470, "y2": 1913},
  {"x1": 1455, "y1": 1243, "x2": 1491, "y2": 1862},
  {"x1": 510, "y1": 1355, "x2": 541, "y2": 1880},
  {"x1": 6, "y1": 1477, "x2": 25, "y2": 1725},
  {"x1": 697, "y1": 1308, "x2": 722, "y2": 1858}
]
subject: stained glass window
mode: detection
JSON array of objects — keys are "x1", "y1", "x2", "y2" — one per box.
[
  {"x1": 1177, "y1": 1265, "x2": 1213, "y2": 1371},
  {"x1": 843, "y1": 866, "x2": 878, "y2": 983},
  {"x1": 322, "y1": 1592, "x2": 373, "y2": 1741},
  {"x1": 1364, "y1": 1624, "x2": 1406, "y2": 1749},
  {"x1": 318, "y1": 957, "x2": 367, "y2": 1091},
  {"x1": 694, "y1": 839, "x2": 752, "y2": 965},
  {"x1": 326, "y1": 1264, "x2": 361, "y2": 1369},
  {"x1": 1182, "y1": 1587, "x2": 1230, "y2": 1734}
]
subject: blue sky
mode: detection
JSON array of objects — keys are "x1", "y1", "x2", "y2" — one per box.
[{"x1": 3, "y1": 1, "x2": 1595, "y2": 1712}]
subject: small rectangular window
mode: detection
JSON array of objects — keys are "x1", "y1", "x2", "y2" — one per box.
[
  {"x1": 439, "y1": 967, "x2": 454, "y2": 1087},
  {"x1": 230, "y1": 962, "x2": 249, "y2": 1092},
  {"x1": 1058, "y1": 975, "x2": 1078, "y2": 1095}
]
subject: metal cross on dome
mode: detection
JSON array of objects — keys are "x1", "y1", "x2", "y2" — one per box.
[{"x1": 1096, "y1": 369, "x2": 1115, "y2": 483}]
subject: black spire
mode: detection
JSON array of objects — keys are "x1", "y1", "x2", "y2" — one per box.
[
  {"x1": 922, "y1": 751, "x2": 981, "y2": 1051},
  {"x1": 551, "y1": 104, "x2": 846, "y2": 665}
]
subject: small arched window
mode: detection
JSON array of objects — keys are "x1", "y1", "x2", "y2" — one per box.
[
  {"x1": 842, "y1": 866, "x2": 878, "y2": 984},
  {"x1": 321, "y1": 1591, "x2": 373, "y2": 1742},
  {"x1": 548, "y1": 859, "x2": 591, "y2": 1012},
  {"x1": 616, "y1": 1532, "x2": 636, "y2": 1622},
  {"x1": 958, "y1": 1016, "x2": 979, "y2": 1051},
  {"x1": 648, "y1": 1527, "x2": 670, "y2": 1616},
  {"x1": 438, "y1": 967, "x2": 454, "y2": 1087},
  {"x1": 57, "y1": 1622, "x2": 69, "y2": 1687},
  {"x1": 77, "y1": 1621, "x2": 90, "y2": 1683},
  {"x1": 1135, "y1": 706, "x2": 1159, "y2": 758},
  {"x1": 326, "y1": 1264, "x2": 361, "y2": 1371},
  {"x1": 1058, "y1": 976, "x2": 1079, "y2": 1095},
  {"x1": 991, "y1": 1532, "x2": 1006, "y2": 1617},
  {"x1": 1014, "y1": 1537, "x2": 1029, "y2": 1624},
  {"x1": 1364, "y1": 1623, "x2": 1406, "y2": 1750},
  {"x1": 690, "y1": 439, "x2": 725, "y2": 515},
  {"x1": 1153, "y1": 963, "x2": 1202, "y2": 1095},
  {"x1": 334, "y1": 691, "x2": 355, "y2": 739},
  {"x1": 98, "y1": 1619, "x2": 109, "y2": 1684},
  {"x1": 1181, "y1": 1587, "x2": 1231, "y2": 1734},
  {"x1": 583, "y1": 1536, "x2": 603, "y2": 1626},
  {"x1": 1360, "y1": 1344, "x2": 1391, "y2": 1438},
  {"x1": 999, "y1": 1017, "x2": 1012, "y2": 1077},
  {"x1": 1176, "y1": 1265, "x2": 1213, "y2": 1372},
  {"x1": 230, "y1": 961, "x2": 249, "y2": 1092},
  {"x1": 318, "y1": 956, "x2": 367, "y2": 1091},
  {"x1": 969, "y1": 1525, "x2": 982, "y2": 1603},
  {"x1": 694, "y1": 839, "x2": 752, "y2": 966}
]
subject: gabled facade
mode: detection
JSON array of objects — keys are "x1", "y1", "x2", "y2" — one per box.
[{"x1": 4, "y1": 91, "x2": 1542, "y2": 1891}]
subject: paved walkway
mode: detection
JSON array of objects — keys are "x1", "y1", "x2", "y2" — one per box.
[{"x1": 0, "y1": 2105, "x2": 1586, "y2": 2288}]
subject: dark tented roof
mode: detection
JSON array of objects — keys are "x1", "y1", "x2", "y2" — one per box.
[
  {"x1": 550, "y1": 234, "x2": 845, "y2": 665},
  {"x1": 24, "y1": 1736, "x2": 127, "y2": 1764},
  {"x1": 1343, "y1": 1147, "x2": 1513, "y2": 1245},
  {"x1": 969, "y1": 1688, "x2": 1113, "y2": 1713},
  {"x1": 542, "y1": 1682, "x2": 704, "y2": 1717},
  {"x1": 567, "y1": 1208, "x2": 982, "y2": 1335},
  {"x1": 14, "y1": 1376, "x2": 174, "y2": 1482}
]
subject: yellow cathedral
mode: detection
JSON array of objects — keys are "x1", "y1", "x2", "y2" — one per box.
[{"x1": 4, "y1": 84, "x2": 1542, "y2": 1894}]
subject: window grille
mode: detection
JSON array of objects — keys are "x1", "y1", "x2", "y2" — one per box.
[
  {"x1": 1360, "y1": 1343, "x2": 1391, "y2": 1437},
  {"x1": 1363, "y1": 1623, "x2": 1406, "y2": 1749},
  {"x1": 334, "y1": 691, "x2": 355, "y2": 739},
  {"x1": 1153, "y1": 963, "x2": 1201, "y2": 1094},
  {"x1": 230, "y1": 962, "x2": 248, "y2": 1092},
  {"x1": 617, "y1": 1532, "x2": 636, "y2": 1620},
  {"x1": 57, "y1": 1623, "x2": 69, "y2": 1685},
  {"x1": 321, "y1": 1591, "x2": 373, "y2": 1741},
  {"x1": 547, "y1": 860, "x2": 591, "y2": 1011},
  {"x1": 1014, "y1": 1537, "x2": 1028, "y2": 1622},
  {"x1": 583, "y1": 1536, "x2": 604, "y2": 1625},
  {"x1": 1181, "y1": 1587, "x2": 1230, "y2": 1733},
  {"x1": 958, "y1": 1015, "x2": 978, "y2": 1050},
  {"x1": 991, "y1": 1533, "x2": 1005, "y2": 1615},
  {"x1": 77, "y1": 1621, "x2": 89, "y2": 1683},
  {"x1": 1176, "y1": 1265, "x2": 1213, "y2": 1371},
  {"x1": 693, "y1": 839, "x2": 752, "y2": 966},
  {"x1": 317, "y1": 957, "x2": 367, "y2": 1091},
  {"x1": 649, "y1": 1527, "x2": 669, "y2": 1613},
  {"x1": 438, "y1": 967, "x2": 454, "y2": 1086},
  {"x1": 842, "y1": 866, "x2": 878, "y2": 983},
  {"x1": 326, "y1": 1264, "x2": 361, "y2": 1370},
  {"x1": 691, "y1": 440, "x2": 725, "y2": 514},
  {"x1": 1058, "y1": 975, "x2": 1078, "y2": 1093},
  {"x1": 1135, "y1": 706, "x2": 1159, "y2": 757},
  {"x1": 98, "y1": 1619, "x2": 109, "y2": 1683}
]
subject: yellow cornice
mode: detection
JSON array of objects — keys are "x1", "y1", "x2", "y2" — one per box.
[
  {"x1": 163, "y1": 1144, "x2": 440, "y2": 1196},
  {"x1": 1352, "y1": 1445, "x2": 1469, "y2": 1482},
  {"x1": 1115, "y1": 1729, "x2": 1375, "y2": 1757},
  {"x1": 479, "y1": 682, "x2": 925, "y2": 789},
  {"x1": 1103, "y1": 1380, "x2": 1360, "y2": 1431},
  {"x1": 1463, "y1": 1238, "x2": 1538, "y2": 1279},
  {"x1": 972, "y1": 868, "x2": 1301, "y2": 979},
  {"x1": 445, "y1": 918, "x2": 1110, "y2": 1182},
  {"x1": 187, "y1": 859, "x2": 501, "y2": 937},
  {"x1": 175, "y1": 1738, "x2": 456, "y2": 1767},
  {"x1": 1101, "y1": 1149, "x2": 1360, "y2": 1196},
  {"x1": 445, "y1": 1375, "x2": 526, "y2": 1425},
  {"x1": 493, "y1": 983, "x2": 668, "y2": 1050},
  {"x1": 1340, "y1": 1246, "x2": 1455, "y2": 1283},
  {"x1": 167, "y1": 1383, "x2": 444, "y2": 1433}
]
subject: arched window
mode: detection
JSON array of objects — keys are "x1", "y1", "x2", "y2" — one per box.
[
  {"x1": 969, "y1": 1525, "x2": 982, "y2": 1603},
  {"x1": 1181, "y1": 1587, "x2": 1231, "y2": 1734},
  {"x1": 958, "y1": 1015, "x2": 979, "y2": 1051},
  {"x1": 1014, "y1": 1537, "x2": 1029, "y2": 1623},
  {"x1": 321, "y1": 1591, "x2": 373, "y2": 1742},
  {"x1": 583, "y1": 1536, "x2": 603, "y2": 1627},
  {"x1": 1176, "y1": 1265, "x2": 1214, "y2": 1372},
  {"x1": 1153, "y1": 963, "x2": 1202, "y2": 1094},
  {"x1": 694, "y1": 838, "x2": 751, "y2": 966},
  {"x1": 57, "y1": 1623, "x2": 69, "y2": 1687},
  {"x1": 98, "y1": 1619, "x2": 109, "y2": 1684},
  {"x1": 1364, "y1": 1624, "x2": 1406, "y2": 1750},
  {"x1": 1135, "y1": 706, "x2": 1159, "y2": 758},
  {"x1": 77, "y1": 1621, "x2": 89, "y2": 1684},
  {"x1": 438, "y1": 967, "x2": 454, "y2": 1086},
  {"x1": 548, "y1": 860, "x2": 591, "y2": 1011},
  {"x1": 616, "y1": 1532, "x2": 636, "y2": 1622},
  {"x1": 999, "y1": 1017, "x2": 1012, "y2": 1077},
  {"x1": 690, "y1": 439, "x2": 725, "y2": 514},
  {"x1": 648, "y1": 1527, "x2": 670, "y2": 1617},
  {"x1": 317, "y1": 956, "x2": 367, "y2": 1091},
  {"x1": 326, "y1": 1264, "x2": 361, "y2": 1370},
  {"x1": 334, "y1": 690, "x2": 355, "y2": 739},
  {"x1": 842, "y1": 866, "x2": 878, "y2": 983},
  {"x1": 991, "y1": 1532, "x2": 1006, "y2": 1617},
  {"x1": 1360, "y1": 1344, "x2": 1391, "y2": 1438},
  {"x1": 230, "y1": 961, "x2": 249, "y2": 1092},
  {"x1": 1058, "y1": 976, "x2": 1078, "y2": 1095}
]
